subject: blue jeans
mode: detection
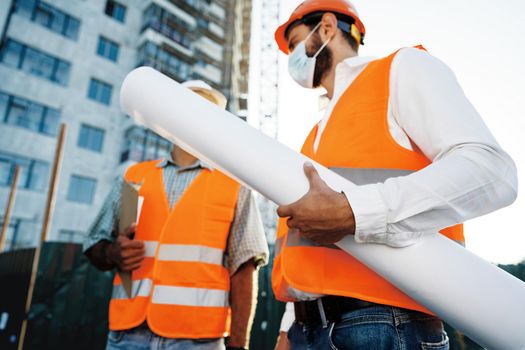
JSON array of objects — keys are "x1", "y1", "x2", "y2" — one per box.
[
  {"x1": 288, "y1": 305, "x2": 449, "y2": 350},
  {"x1": 106, "y1": 322, "x2": 225, "y2": 350}
]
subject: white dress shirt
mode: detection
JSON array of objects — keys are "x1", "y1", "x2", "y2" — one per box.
[
  {"x1": 279, "y1": 302, "x2": 295, "y2": 332},
  {"x1": 312, "y1": 47, "x2": 518, "y2": 247}
]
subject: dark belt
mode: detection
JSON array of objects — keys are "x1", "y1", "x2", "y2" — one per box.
[{"x1": 294, "y1": 296, "x2": 377, "y2": 326}]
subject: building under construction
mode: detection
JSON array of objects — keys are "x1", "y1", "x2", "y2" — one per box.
[
  {"x1": 0, "y1": 0, "x2": 252, "y2": 249},
  {"x1": 0, "y1": 1, "x2": 288, "y2": 349}
]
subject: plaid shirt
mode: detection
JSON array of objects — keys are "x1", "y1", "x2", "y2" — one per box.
[{"x1": 84, "y1": 157, "x2": 268, "y2": 275}]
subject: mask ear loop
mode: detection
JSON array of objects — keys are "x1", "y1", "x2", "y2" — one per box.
[
  {"x1": 304, "y1": 21, "x2": 333, "y2": 59},
  {"x1": 304, "y1": 21, "x2": 323, "y2": 42},
  {"x1": 313, "y1": 36, "x2": 331, "y2": 59}
]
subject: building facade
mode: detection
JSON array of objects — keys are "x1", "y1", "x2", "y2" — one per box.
[{"x1": 0, "y1": 0, "x2": 251, "y2": 248}]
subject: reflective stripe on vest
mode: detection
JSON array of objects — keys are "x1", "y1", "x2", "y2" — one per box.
[
  {"x1": 274, "y1": 236, "x2": 284, "y2": 257},
  {"x1": 113, "y1": 278, "x2": 153, "y2": 299},
  {"x1": 157, "y1": 244, "x2": 223, "y2": 265},
  {"x1": 152, "y1": 286, "x2": 229, "y2": 307},
  {"x1": 144, "y1": 241, "x2": 158, "y2": 257},
  {"x1": 140, "y1": 241, "x2": 224, "y2": 264},
  {"x1": 331, "y1": 167, "x2": 413, "y2": 185}
]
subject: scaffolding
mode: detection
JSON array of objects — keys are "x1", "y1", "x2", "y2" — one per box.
[
  {"x1": 258, "y1": 0, "x2": 280, "y2": 139},
  {"x1": 256, "y1": 0, "x2": 280, "y2": 243}
]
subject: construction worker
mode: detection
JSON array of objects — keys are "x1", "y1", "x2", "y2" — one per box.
[
  {"x1": 84, "y1": 80, "x2": 269, "y2": 350},
  {"x1": 273, "y1": 1, "x2": 518, "y2": 349}
]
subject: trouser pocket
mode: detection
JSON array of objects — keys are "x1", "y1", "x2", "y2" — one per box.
[{"x1": 420, "y1": 333, "x2": 450, "y2": 350}]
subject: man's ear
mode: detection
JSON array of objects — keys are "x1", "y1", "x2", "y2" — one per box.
[{"x1": 319, "y1": 12, "x2": 338, "y2": 42}]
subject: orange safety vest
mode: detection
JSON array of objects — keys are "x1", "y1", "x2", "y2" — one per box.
[
  {"x1": 272, "y1": 47, "x2": 465, "y2": 315},
  {"x1": 109, "y1": 160, "x2": 241, "y2": 338}
]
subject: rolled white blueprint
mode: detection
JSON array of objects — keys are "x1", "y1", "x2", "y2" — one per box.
[{"x1": 120, "y1": 67, "x2": 525, "y2": 350}]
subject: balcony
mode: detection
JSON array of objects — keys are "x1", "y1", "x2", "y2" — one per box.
[
  {"x1": 170, "y1": 0, "x2": 227, "y2": 28},
  {"x1": 137, "y1": 41, "x2": 193, "y2": 83}
]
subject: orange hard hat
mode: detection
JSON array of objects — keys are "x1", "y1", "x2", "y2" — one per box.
[{"x1": 275, "y1": 0, "x2": 365, "y2": 54}]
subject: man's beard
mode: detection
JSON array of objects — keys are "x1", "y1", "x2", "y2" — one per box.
[{"x1": 307, "y1": 32, "x2": 333, "y2": 88}]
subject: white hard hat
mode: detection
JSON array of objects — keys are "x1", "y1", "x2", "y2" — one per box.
[{"x1": 182, "y1": 80, "x2": 227, "y2": 109}]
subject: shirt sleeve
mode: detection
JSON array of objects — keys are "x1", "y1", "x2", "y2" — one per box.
[
  {"x1": 225, "y1": 186, "x2": 269, "y2": 275},
  {"x1": 343, "y1": 47, "x2": 518, "y2": 247},
  {"x1": 279, "y1": 302, "x2": 295, "y2": 332},
  {"x1": 83, "y1": 177, "x2": 123, "y2": 252}
]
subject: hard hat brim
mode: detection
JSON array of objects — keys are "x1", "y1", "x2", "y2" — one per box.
[{"x1": 275, "y1": 18, "x2": 298, "y2": 55}]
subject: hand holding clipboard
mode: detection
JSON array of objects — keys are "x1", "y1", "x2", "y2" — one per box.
[{"x1": 111, "y1": 180, "x2": 144, "y2": 298}]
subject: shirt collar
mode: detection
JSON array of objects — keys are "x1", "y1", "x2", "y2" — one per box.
[
  {"x1": 337, "y1": 55, "x2": 376, "y2": 70},
  {"x1": 156, "y1": 155, "x2": 213, "y2": 171},
  {"x1": 331, "y1": 55, "x2": 376, "y2": 99}
]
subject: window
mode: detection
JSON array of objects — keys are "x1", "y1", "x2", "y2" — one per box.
[
  {"x1": 64, "y1": 17, "x2": 80, "y2": 39},
  {"x1": 9, "y1": 97, "x2": 38, "y2": 130},
  {"x1": 120, "y1": 126, "x2": 171, "y2": 163},
  {"x1": 59, "y1": 229, "x2": 84, "y2": 243},
  {"x1": 0, "y1": 39, "x2": 71, "y2": 85},
  {"x1": 14, "y1": 0, "x2": 81, "y2": 40},
  {"x1": 41, "y1": 108, "x2": 60, "y2": 135},
  {"x1": 96, "y1": 36, "x2": 119, "y2": 62},
  {"x1": 28, "y1": 161, "x2": 49, "y2": 190},
  {"x1": 0, "y1": 217, "x2": 22, "y2": 250},
  {"x1": 197, "y1": 18, "x2": 208, "y2": 29},
  {"x1": 67, "y1": 175, "x2": 97, "y2": 204},
  {"x1": 0, "y1": 40, "x2": 24, "y2": 67},
  {"x1": 78, "y1": 124, "x2": 105, "y2": 152},
  {"x1": 105, "y1": 0, "x2": 126, "y2": 23},
  {"x1": 142, "y1": 4, "x2": 193, "y2": 50},
  {"x1": 0, "y1": 159, "x2": 11, "y2": 186},
  {"x1": 54, "y1": 61, "x2": 70, "y2": 85},
  {"x1": 0, "y1": 91, "x2": 60, "y2": 136},
  {"x1": 33, "y1": 2, "x2": 54, "y2": 27},
  {"x1": 14, "y1": 0, "x2": 35, "y2": 18},
  {"x1": 0, "y1": 151, "x2": 49, "y2": 191},
  {"x1": 23, "y1": 47, "x2": 55, "y2": 78},
  {"x1": 137, "y1": 42, "x2": 192, "y2": 81},
  {"x1": 88, "y1": 79, "x2": 112, "y2": 106},
  {"x1": 0, "y1": 93, "x2": 7, "y2": 118}
]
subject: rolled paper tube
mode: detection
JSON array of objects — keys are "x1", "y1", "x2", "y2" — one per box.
[{"x1": 121, "y1": 67, "x2": 525, "y2": 350}]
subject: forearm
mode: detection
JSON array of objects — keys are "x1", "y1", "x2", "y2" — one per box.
[
  {"x1": 386, "y1": 145, "x2": 517, "y2": 229},
  {"x1": 228, "y1": 260, "x2": 257, "y2": 348},
  {"x1": 85, "y1": 240, "x2": 115, "y2": 271},
  {"x1": 274, "y1": 332, "x2": 290, "y2": 350}
]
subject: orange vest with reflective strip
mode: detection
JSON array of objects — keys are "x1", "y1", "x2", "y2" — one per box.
[
  {"x1": 272, "y1": 48, "x2": 464, "y2": 315},
  {"x1": 109, "y1": 160, "x2": 240, "y2": 338}
]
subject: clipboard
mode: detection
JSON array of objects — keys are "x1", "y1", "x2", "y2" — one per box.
[{"x1": 118, "y1": 180, "x2": 143, "y2": 298}]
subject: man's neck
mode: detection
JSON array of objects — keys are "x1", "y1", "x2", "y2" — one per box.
[
  {"x1": 321, "y1": 48, "x2": 357, "y2": 99},
  {"x1": 170, "y1": 147, "x2": 198, "y2": 167}
]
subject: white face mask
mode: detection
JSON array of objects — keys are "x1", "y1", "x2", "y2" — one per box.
[{"x1": 288, "y1": 22, "x2": 332, "y2": 89}]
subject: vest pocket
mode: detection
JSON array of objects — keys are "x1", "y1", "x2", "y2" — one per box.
[
  {"x1": 205, "y1": 204, "x2": 235, "y2": 222},
  {"x1": 202, "y1": 204, "x2": 235, "y2": 249}
]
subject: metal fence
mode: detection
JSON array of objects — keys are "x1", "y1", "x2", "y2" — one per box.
[
  {"x1": 0, "y1": 242, "x2": 113, "y2": 350},
  {"x1": 0, "y1": 242, "x2": 286, "y2": 350},
  {"x1": 1, "y1": 242, "x2": 522, "y2": 349}
]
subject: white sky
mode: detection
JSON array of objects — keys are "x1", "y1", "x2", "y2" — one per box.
[{"x1": 250, "y1": 0, "x2": 525, "y2": 264}]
